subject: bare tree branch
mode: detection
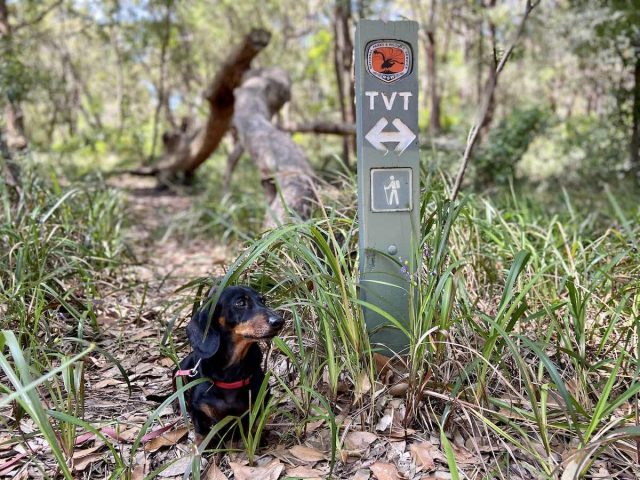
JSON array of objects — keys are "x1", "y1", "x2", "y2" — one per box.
[
  {"x1": 450, "y1": 0, "x2": 539, "y2": 201},
  {"x1": 13, "y1": 0, "x2": 63, "y2": 32}
]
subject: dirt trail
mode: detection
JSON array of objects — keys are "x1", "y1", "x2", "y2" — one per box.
[{"x1": 80, "y1": 176, "x2": 231, "y2": 476}]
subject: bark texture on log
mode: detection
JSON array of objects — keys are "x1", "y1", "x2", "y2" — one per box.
[
  {"x1": 233, "y1": 68, "x2": 315, "y2": 228},
  {"x1": 281, "y1": 121, "x2": 355, "y2": 136},
  {"x1": 157, "y1": 28, "x2": 271, "y2": 177}
]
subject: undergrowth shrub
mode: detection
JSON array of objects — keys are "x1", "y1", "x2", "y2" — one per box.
[
  {"x1": 202, "y1": 170, "x2": 640, "y2": 477},
  {"x1": 0, "y1": 158, "x2": 129, "y2": 478},
  {"x1": 0, "y1": 159, "x2": 127, "y2": 334},
  {"x1": 474, "y1": 106, "x2": 549, "y2": 187}
]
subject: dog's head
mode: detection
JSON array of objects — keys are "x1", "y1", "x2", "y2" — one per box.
[{"x1": 186, "y1": 285, "x2": 284, "y2": 359}]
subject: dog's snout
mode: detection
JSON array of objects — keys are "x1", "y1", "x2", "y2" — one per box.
[{"x1": 268, "y1": 314, "x2": 284, "y2": 329}]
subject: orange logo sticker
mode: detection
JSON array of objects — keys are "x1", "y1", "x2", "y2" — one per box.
[{"x1": 366, "y1": 40, "x2": 411, "y2": 83}]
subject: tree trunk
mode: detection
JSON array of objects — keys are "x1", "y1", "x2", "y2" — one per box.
[
  {"x1": 479, "y1": 1, "x2": 497, "y2": 139},
  {"x1": 0, "y1": 0, "x2": 28, "y2": 151},
  {"x1": 148, "y1": 1, "x2": 173, "y2": 163},
  {"x1": 333, "y1": 0, "x2": 355, "y2": 166},
  {"x1": 156, "y1": 28, "x2": 271, "y2": 179},
  {"x1": 410, "y1": 0, "x2": 441, "y2": 134},
  {"x1": 476, "y1": 18, "x2": 484, "y2": 106},
  {"x1": 233, "y1": 68, "x2": 315, "y2": 228},
  {"x1": 426, "y1": 0, "x2": 441, "y2": 135},
  {"x1": 59, "y1": 43, "x2": 104, "y2": 131},
  {"x1": 631, "y1": 51, "x2": 640, "y2": 174},
  {"x1": 1, "y1": 131, "x2": 20, "y2": 190}
]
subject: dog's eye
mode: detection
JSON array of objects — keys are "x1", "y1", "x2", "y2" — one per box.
[{"x1": 235, "y1": 298, "x2": 247, "y2": 308}]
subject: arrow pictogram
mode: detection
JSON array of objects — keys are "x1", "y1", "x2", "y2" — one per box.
[{"x1": 365, "y1": 117, "x2": 416, "y2": 155}]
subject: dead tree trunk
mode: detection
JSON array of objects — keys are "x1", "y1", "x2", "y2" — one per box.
[
  {"x1": 0, "y1": 0, "x2": 28, "y2": 151},
  {"x1": 280, "y1": 121, "x2": 355, "y2": 135},
  {"x1": 425, "y1": 0, "x2": 441, "y2": 135},
  {"x1": 155, "y1": 28, "x2": 271, "y2": 179},
  {"x1": 479, "y1": 0, "x2": 498, "y2": 139},
  {"x1": 233, "y1": 68, "x2": 315, "y2": 228},
  {"x1": 333, "y1": 0, "x2": 355, "y2": 166},
  {"x1": 630, "y1": 51, "x2": 640, "y2": 175}
]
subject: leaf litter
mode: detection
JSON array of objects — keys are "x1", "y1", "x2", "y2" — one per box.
[{"x1": 0, "y1": 175, "x2": 589, "y2": 479}]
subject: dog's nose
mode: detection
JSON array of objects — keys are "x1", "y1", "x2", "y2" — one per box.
[{"x1": 268, "y1": 314, "x2": 284, "y2": 329}]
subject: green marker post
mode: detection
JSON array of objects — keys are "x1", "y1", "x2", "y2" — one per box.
[{"x1": 355, "y1": 20, "x2": 420, "y2": 355}]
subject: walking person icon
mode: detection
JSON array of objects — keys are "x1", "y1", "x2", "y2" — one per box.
[{"x1": 384, "y1": 175, "x2": 401, "y2": 206}]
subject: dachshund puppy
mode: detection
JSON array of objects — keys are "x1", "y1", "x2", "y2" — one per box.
[{"x1": 177, "y1": 286, "x2": 284, "y2": 445}]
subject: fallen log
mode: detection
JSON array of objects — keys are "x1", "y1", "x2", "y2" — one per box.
[
  {"x1": 149, "y1": 28, "x2": 271, "y2": 180},
  {"x1": 280, "y1": 121, "x2": 355, "y2": 136},
  {"x1": 233, "y1": 68, "x2": 316, "y2": 228}
]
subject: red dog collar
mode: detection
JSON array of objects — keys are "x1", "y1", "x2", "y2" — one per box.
[
  {"x1": 174, "y1": 360, "x2": 251, "y2": 390},
  {"x1": 212, "y1": 377, "x2": 252, "y2": 389}
]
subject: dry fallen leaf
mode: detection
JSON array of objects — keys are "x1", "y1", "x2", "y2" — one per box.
[
  {"x1": 561, "y1": 450, "x2": 587, "y2": 480},
  {"x1": 355, "y1": 370, "x2": 372, "y2": 399},
  {"x1": 74, "y1": 432, "x2": 96, "y2": 445},
  {"x1": 117, "y1": 426, "x2": 139, "y2": 442},
  {"x1": 409, "y1": 442, "x2": 436, "y2": 471},
  {"x1": 373, "y1": 353, "x2": 393, "y2": 377},
  {"x1": 158, "y1": 456, "x2": 192, "y2": 478},
  {"x1": 388, "y1": 382, "x2": 409, "y2": 397},
  {"x1": 144, "y1": 426, "x2": 188, "y2": 452},
  {"x1": 353, "y1": 469, "x2": 371, "y2": 480},
  {"x1": 0, "y1": 453, "x2": 27, "y2": 477},
  {"x1": 289, "y1": 444, "x2": 327, "y2": 463},
  {"x1": 72, "y1": 445, "x2": 101, "y2": 460},
  {"x1": 344, "y1": 431, "x2": 378, "y2": 450},
  {"x1": 452, "y1": 444, "x2": 479, "y2": 465},
  {"x1": 93, "y1": 378, "x2": 122, "y2": 389},
  {"x1": 229, "y1": 459, "x2": 284, "y2": 480},
  {"x1": 389, "y1": 427, "x2": 416, "y2": 438},
  {"x1": 159, "y1": 357, "x2": 175, "y2": 367},
  {"x1": 73, "y1": 453, "x2": 104, "y2": 472},
  {"x1": 0, "y1": 436, "x2": 14, "y2": 451},
  {"x1": 304, "y1": 419, "x2": 325, "y2": 434},
  {"x1": 130, "y1": 452, "x2": 148, "y2": 480},
  {"x1": 375, "y1": 413, "x2": 393, "y2": 432},
  {"x1": 204, "y1": 462, "x2": 229, "y2": 480},
  {"x1": 286, "y1": 465, "x2": 324, "y2": 479},
  {"x1": 370, "y1": 461, "x2": 400, "y2": 480}
]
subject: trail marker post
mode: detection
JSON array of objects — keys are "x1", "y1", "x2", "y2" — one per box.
[{"x1": 355, "y1": 20, "x2": 420, "y2": 354}]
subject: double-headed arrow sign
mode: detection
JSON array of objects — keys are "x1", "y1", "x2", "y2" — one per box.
[{"x1": 365, "y1": 117, "x2": 416, "y2": 155}]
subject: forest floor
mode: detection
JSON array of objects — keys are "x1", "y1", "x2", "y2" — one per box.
[
  {"x1": 5, "y1": 175, "x2": 479, "y2": 479},
  {"x1": 75, "y1": 175, "x2": 232, "y2": 479},
  {"x1": 87, "y1": 175, "x2": 464, "y2": 480}
]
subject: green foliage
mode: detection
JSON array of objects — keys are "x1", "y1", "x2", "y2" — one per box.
[
  {"x1": 473, "y1": 106, "x2": 549, "y2": 187},
  {"x1": 519, "y1": 114, "x2": 629, "y2": 184},
  {"x1": 0, "y1": 47, "x2": 32, "y2": 103}
]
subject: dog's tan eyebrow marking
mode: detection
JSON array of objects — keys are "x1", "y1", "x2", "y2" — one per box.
[{"x1": 218, "y1": 316, "x2": 226, "y2": 328}]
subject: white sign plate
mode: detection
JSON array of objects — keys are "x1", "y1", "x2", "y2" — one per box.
[{"x1": 370, "y1": 168, "x2": 412, "y2": 212}]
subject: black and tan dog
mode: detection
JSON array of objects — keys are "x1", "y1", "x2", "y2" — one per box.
[{"x1": 176, "y1": 286, "x2": 284, "y2": 444}]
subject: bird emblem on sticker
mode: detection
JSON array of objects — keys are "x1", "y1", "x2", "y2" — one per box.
[{"x1": 366, "y1": 40, "x2": 412, "y2": 83}]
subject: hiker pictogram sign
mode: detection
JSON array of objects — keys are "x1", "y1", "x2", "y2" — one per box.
[{"x1": 370, "y1": 168, "x2": 412, "y2": 212}]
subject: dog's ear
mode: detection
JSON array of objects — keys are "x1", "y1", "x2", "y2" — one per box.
[{"x1": 186, "y1": 307, "x2": 220, "y2": 358}]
